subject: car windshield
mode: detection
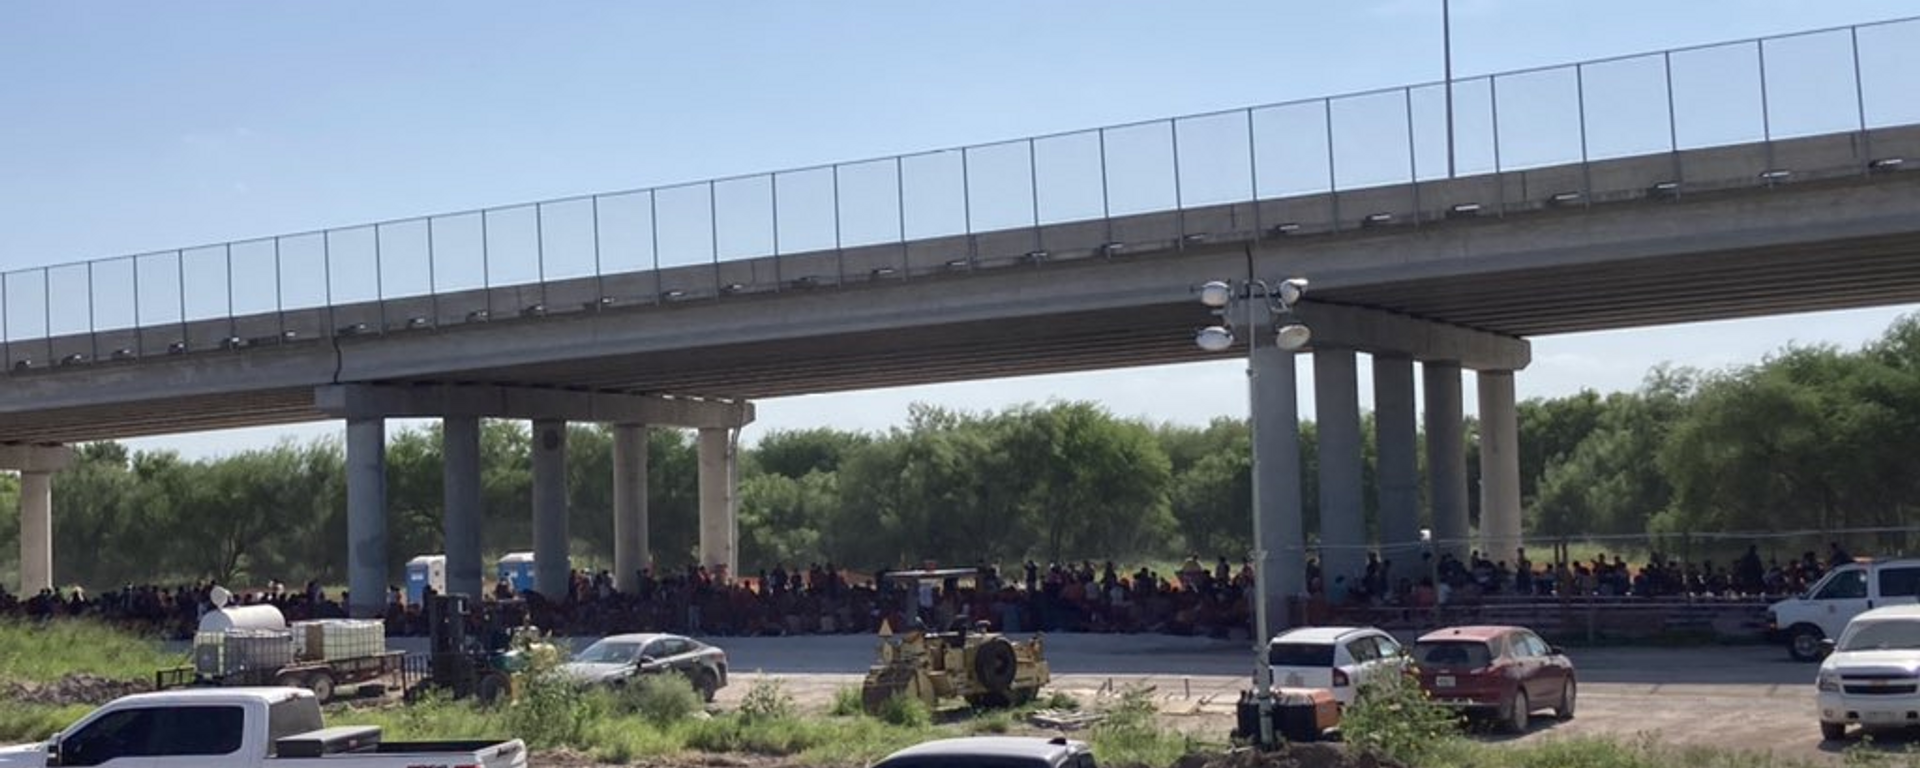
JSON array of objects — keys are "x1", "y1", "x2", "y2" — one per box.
[
  {"x1": 1841, "y1": 622, "x2": 1920, "y2": 651},
  {"x1": 1268, "y1": 642, "x2": 1335, "y2": 667},
  {"x1": 1414, "y1": 641, "x2": 1494, "y2": 669},
  {"x1": 574, "y1": 640, "x2": 644, "y2": 664}
]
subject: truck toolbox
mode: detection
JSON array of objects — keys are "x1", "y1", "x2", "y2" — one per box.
[{"x1": 276, "y1": 726, "x2": 383, "y2": 758}]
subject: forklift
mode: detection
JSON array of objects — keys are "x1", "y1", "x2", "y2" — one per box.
[{"x1": 420, "y1": 594, "x2": 544, "y2": 703}]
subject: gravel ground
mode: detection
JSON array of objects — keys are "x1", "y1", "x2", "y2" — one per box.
[{"x1": 684, "y1": 634, "x2": 1918, "y2": 765}]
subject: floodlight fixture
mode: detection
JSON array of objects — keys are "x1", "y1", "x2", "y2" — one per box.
[
  {"x1": 1195, "y1": 326, "x2": 1235, "y2": 352},
  {"x1": 1199, "y1": 280, "x2": 1234, "y2": 309},
  {"x1": 1277, "y1": 278, "x2": 1308, "y2": 307},
  {"x1": 1275, "y1": 323, "x2": 1313, "y2": 351}
]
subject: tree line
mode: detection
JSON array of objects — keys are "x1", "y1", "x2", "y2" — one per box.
[{"x1": 4, "y1": 316, "x2": 1918, "y2": 590}]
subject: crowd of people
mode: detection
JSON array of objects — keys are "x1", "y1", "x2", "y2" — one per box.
[
  {"x1": 1310, "y1": 542, "x2": 1862, "y2": 609},
  {"x1": 0, "y1": 542, "x2": 1873, "y2": 641},
  {"x1": 395, "y1": 558, "x2": 1260, "y2": 641}
]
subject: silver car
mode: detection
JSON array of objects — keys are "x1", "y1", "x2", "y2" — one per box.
[{"x1": 559, "y1": 633, "x2": 729, "y2": 702}]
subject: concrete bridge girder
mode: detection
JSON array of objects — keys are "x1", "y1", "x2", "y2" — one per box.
[{"x1": 313, "y1": 383, "x2": 753, "y2": 429}]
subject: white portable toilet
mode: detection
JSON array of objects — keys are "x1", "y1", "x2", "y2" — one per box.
[
  {"x1": 405, "y1": 555, "x2": 447, "y2": 605},
  {"x1": 497, "y1": 552, "x2": 536, "y2": 594}
]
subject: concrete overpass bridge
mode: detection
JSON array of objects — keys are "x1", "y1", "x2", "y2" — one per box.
[{"x1": 4, "y1": 17, "x2": 1920, "y2": 621}]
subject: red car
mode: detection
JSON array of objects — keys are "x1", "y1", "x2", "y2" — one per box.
[{"x1": 1412, "y1": 625, "x2": 1576, "y2": 733}]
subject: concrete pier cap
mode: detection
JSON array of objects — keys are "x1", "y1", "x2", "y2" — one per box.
[{"x1": 0, "y1": 444, "x2": 76, "y2": 473}]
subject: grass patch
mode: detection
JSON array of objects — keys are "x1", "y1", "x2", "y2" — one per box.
[
  {"x1": 1087, "y1": 683, "x2": 1196, "y2": 768},
  {"x1": 1424, "y1": 735, "x2": 1861, "y2": 768},
  {"x1": 873, "y1": 694, "x2": 932, "y2": 728},
  {"x1": 0, "y1": 620, "x2": 183, "y2": 684},
  {"x1": 828, "y1": 685, "x2": 864, "y2": 716},
  {"x1": 614, "y1": 675, "x2": 702, "y2": 725},
  {"x1": 0, "y1": 703, "x2": 93, "y2": 743}
]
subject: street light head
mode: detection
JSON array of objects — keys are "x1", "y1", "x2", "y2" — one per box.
[
  {"x1": 1196, "y1": 325, "x2": 1235, "y2": 352},
  {"x1": 1277, "y1": 278, "x2": 1309, "y2": 306},
  {"x1": 1198, "y1": 280, "x2": 1233, "y2": 308},
  {"x1": 1274, "y1": 323, "x2": 1312, "y2": 351}
]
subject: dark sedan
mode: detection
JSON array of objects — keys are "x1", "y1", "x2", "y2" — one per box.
[
  {"x1": 559, "y1": 633, "x2": 729, "y2": 701},
  {"x1": 1413, "y1": 624, "x2": 1575, "y2": 733}
]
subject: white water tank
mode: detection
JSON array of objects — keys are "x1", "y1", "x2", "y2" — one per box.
[{"x1": 198, "y1": 604, "x2": 288, "y2": 634}]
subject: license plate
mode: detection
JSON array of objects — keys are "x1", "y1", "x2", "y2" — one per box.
[
  {"x1": 1436, "y1": 675, "x2": 1455, "y2": 688},
  {"x1": 1865, "y1": 710, "x2": 1899, "y2": 723}
]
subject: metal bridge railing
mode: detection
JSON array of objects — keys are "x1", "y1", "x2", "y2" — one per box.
[{"x1": 4, "y1": 16, "x2": 1919, "y2": 373}]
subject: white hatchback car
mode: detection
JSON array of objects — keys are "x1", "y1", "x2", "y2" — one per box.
[{"x1": 1267, "y1": 626, "x2": 1406, "y2": 705}]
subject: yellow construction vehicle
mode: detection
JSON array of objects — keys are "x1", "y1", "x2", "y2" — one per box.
[{"x1": 860, "y1": 568, "x2": 1049, "y2": 712}]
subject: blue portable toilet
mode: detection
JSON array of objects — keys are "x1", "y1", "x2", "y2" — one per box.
[
  {"x1": 405, "y1": 554, "x2": 446, "y2": 605},
  {"x1": 497, "y1": 552, "x2": 536, "y2": 594}
]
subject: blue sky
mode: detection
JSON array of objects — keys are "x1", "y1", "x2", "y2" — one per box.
[{"x1": 2, "y1": 1, "x2": 1916, "y2": 456}]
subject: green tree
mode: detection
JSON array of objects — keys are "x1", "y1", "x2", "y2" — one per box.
[{"x1": 751, "y1": 428, "x2": 870, "y2": 479}]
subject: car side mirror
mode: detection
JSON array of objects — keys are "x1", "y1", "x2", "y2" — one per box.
[
  {"x1": 1819, "y1": 639, "x2": 1836, "y2": 652},
  {"x1": 638, "y1": 655, "x2": 657, "y2": 666},
  {"x1": 46, "y1": 740, "x2": 61, "y2": 767},
  {"x1": 1549, "y1": 645, "x2": 1565, "y2": 656}
]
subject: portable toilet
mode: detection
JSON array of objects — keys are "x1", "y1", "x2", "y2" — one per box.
[
  {"x1": 405, "y1": 555, "x2": 447, "y2": 605},
  {"x1": 497, "y1": 552, "x2": 536, "y2": 594}
]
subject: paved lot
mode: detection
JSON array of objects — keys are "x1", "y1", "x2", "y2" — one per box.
[{"x1": 678, "y1": 633, "x2": 1917, "y2": 764}]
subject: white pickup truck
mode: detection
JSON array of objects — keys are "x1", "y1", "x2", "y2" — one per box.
[{"x1": 0, "y1": 687, "x2": 526, "y2": 768}]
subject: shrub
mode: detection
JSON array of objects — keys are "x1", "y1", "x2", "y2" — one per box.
[
  {"x1": 874, "y1": 694, "x2": 931, "y2": 728},
  {"x1": 829, "y1": 685, "x2": 865, "y2": 717},
  {"x1": 619, "y1": 674, "x2": 702, "y2": 724},
  {"x1": 504, "y1": 674, "x2": 608, "y2": 749},
  {"x1": 1339, "y1": 669, "x2": 1462, "y2": 765},
  {"x1": 737, "y1": 676, "x2": 796, "y2": 723},
  {"x1": 968, "y1": 711, "x2": 1013, "y2": 734},
  {"x1": 1040, "y1": 690, "x2": 1081, "y2": 711}
]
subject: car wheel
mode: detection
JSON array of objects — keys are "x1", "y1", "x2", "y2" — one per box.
[
  {"x1": 1554, "y1": 679, "x2": 1576, "y2": 720},
  {"x1": 691, "y1": 669, "x2": 719, "y2": 703},
  {"x1": 1504, "y1": 690, "x2": 1530, "y2": 734},
  {"x1": 1820, "y1": 722, "x2": 1847, "y2": 741},
  {"x1": 1789, "y1": 626, "x2": 1827, "y2": 662}
]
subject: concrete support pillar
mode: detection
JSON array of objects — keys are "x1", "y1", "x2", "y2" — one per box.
[
  {"x1": 612, "y1": 424, "x2": 650, "y2": 594},
  {"x1": 697, "y1": 427, "x2": 737, "y2": 580},
  {"x1": 1251, "y1": 343, "x2": 1305, "y2": 632},
  {"x1": 1313, "y1": 347, "x2": 1366, "y2": 589},
  {"x1": 442, "y1": 416, "x2": 483, "y2": 601},
  {"x1": 1373, "y1": 355, "x2": 1422, "y2": 563},
  {"x1": 4, "y1": 445, "x2": 73, "y2": 596},
  {"x1": 1478, "y1": 370, "x2": 1524, "y2": 567},
  {"x1": 18, "y1": 472, "x2": 52, "y2": 594},
  {"x1": 531, "y1": 419, "x2": 570, "y2": 600},
  {"x1": 346, "y1": 417, "x2": 388, "y2": 618},
  {"x1": 1424, "y1": 362, "x2": 1471, "y2": 561}
]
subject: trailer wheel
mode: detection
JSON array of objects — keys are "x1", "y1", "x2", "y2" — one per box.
[
  {"x1": 477, "y1": 672, "x2": 510, "y2": 705},
  {"x1": 306, "y1": 672, "x2": 336, "y2": 703}
]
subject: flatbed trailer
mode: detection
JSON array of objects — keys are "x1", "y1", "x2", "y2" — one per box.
[{"x1": 157, "y1": 651, "x2": 405, "y2": 702}]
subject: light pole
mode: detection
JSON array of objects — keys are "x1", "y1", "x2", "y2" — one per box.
[
  {"x1": 1444, "y1": 0, "x2": 1456, "y2": 179},
  {"x1": 1196, "y1": 275, "x2": 1310, "y2": 749}
]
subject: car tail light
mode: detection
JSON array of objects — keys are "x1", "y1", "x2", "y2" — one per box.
[{"x1": 1332, "y1": 669, "x2": 1350, "y2": 687}]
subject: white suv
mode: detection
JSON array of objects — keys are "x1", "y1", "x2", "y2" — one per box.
[
  {"x1": 1770, "y1": 559, "x2": 1920, "y2": 662},
  {"x1": 1266, "y1": 626, "x2": 1405, "y2": 706},
  {"x1": 1816, "y1": 604, "x2": 1920, "y2": 741}
]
